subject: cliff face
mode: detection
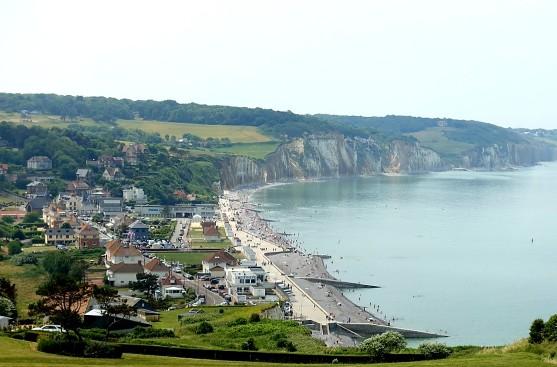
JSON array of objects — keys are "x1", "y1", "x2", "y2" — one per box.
[
  {"x1": 220, "y1": 136, "x2": 444, "y2": 189},
  {"x1": 219, "y1": 136, "x2": 557, "y2": 189}
]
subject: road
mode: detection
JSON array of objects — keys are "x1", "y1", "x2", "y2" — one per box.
[
  {"x1": 173, "y1": 273, "x2": 225, "y2": 305},
  {"x1": 170, "y1": 218, "x2": 190, "y2": 248}
]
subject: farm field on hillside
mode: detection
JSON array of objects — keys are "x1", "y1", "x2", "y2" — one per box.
[
  {"x1": 213, "y1": 142, "x2": 280, "y2": 159},
  {"x1": 0, "y1": 110, "x2": 272, "y2": 144},
  {"x1": 407, "y1": 127, "x2": 474, "y2": 156}
]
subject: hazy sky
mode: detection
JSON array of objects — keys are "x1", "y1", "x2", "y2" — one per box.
[{"x1": 1, "y1": 1, "x2": 556, "y2": 128}]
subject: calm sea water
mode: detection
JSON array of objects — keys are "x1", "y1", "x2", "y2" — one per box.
[{"x1": 251, "y1": 162, "x2": 557, "y2": 346}]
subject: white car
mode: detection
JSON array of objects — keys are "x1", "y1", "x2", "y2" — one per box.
[{"x1": 32, "y1": 324, "x2": 66, "y2": 333}]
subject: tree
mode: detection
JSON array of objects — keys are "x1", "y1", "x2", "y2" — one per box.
[
  {"x1": 28, "y1": 252, "x2": 91, "y2": 339},
  {"x1": 92, "y1": 285, "x2": 136, "y2": 340},
  {"x1": 529, "y1": 319, "x2": 545, "y2": 344},
  {"x1": 0, "y1": 296, "x2": 16, "y2": 318},
  {"x1": 7, "y1": 241, "x2": 22, "y2": 255},
  {"x1": 545, "y1": 315, "x2": 557, "y2": 341},
  {"x1": 0, "y1": 277, "x2": 16, "y2": 302},
  {"x1": 22, "y1": 211, "x2": 42, "y2": 224},
  {"x1": 129, "y1": 273, "x2": 159, "y2": 298},
  {"x1": 61, "y1": 222, "x2": 72, "y2": 229},
  {"x1": 359, "y1": 331, "x2": 406, "y2": 360}
]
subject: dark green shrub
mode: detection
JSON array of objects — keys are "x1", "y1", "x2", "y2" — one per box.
[
  {"x1": 241, "y1": 337, "x2": 258, "y2": 351},
  {"x1": 219, "y1": 308, "x2": 224, "y2": 314},
  {"x1": 271, "y1": 331, "x2": 287, "y2": 341},
  {"x1": 129, "y1": 327, "x2": 175, "y2": 338},
  {"x1": 249, "y1": 313, "x2": 261, "y2": 323},
  {"x1": 12, "y1": 253, "x2": 39, "y2": 266},
  {"x1": 359, "y1": 331, "x2": 406, "y2": 360},
  {"x1": 7, "y1": 241, "x2": 22, "y2": 255},
  {"x1": 276, "y1": 338, "x2": 288, "y2": 348},
  {"x1": 226, "y1": 317, "x2": 248, "y2": 327},
  {"x1": 285, "y1": 341, "x2": 297, "y2": 352},
  {"x1": 80, "y1": 328, "x2": 107, "y2": 341},
  {"x1": 9, "y1": 331, "x2": 39, "y2": 341},
  {"x1": 84, "y1": 340, "x2": 122, "y2": 358},
  {"x1": 529, "y1": 319, "x2": 545, "y2": 344},
  {"x1": 38, "y1": 335, "x2": 85, "y2": 357},
  {"x1": 195, "y1": 321, "x2": 213, "y2": 334},
  {"x1": 418, "y1": 342, "x2": 451, "y2": 359}
]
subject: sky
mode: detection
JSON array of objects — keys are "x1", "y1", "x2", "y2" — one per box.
[{"x1": 1, "y1": 0, "x2": 556, "y2": 129}]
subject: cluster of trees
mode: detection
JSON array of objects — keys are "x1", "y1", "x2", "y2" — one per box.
[
  {"x1": 0, "y1": 93, "x2": 373, "y2": 138},
  {"x1": 0, "y1": 277, "x2": 17, "y2": 318},
  {"x1": 529, "y1": 315, "x2": 557, "y2": 344}
]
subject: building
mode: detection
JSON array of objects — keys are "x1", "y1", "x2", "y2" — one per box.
[
  {"x1": 26, "y1": 181, "x2": 48, "y2": 197},
  {"x1": 98, "y1": 155, "x2": 124, "y2": 168},
  {"x1": 143, "y1": 258, "x2": 170, "y2": 278},
  {"x1": 76, "y1": 223, "x2": 100, "y2": 249},
  {"x1": 160, "y1": 274, "x2": 185, "y2": 299},
  {"x1": 105, "y1": 240, "x2": 143, "y2": 265},
  {"x1": 83, "y1": 308, "x2": 150, "y2": 329},
  {"x1": 65, "y1": 181, "x2": 91, "y2": 198},
  {"x1": 106, "y1": 263, "x2": 144, "y2": 287},
  {"x1": 55, "y1": 193, "x2": 83, "y2": 213},
  {"x1": 128, "y1": 220, "x2": 149, "y2": 242},
  {"x1": 201, "y1": 221, "x2": 220, "y2": 241},
  {"x1": 45, "y1": 228, "x2": 75, "y2": 246},
  {"x1": 122, "y1": 186, "x2": 146, "y2": 203},
  {"x1": 26, "y1": 196, "x2": 50, "y2": 213},
  {"x1": 202, "y1": 251, "x2": 237, "y2": 278},
  {"x1": 27, "y1": 156, "x2": 52, "y2": 170},
  {"x1": 102, "y1": 167, "x2": 124, "y2": 181},
  {"x1": 225, "y1": 267, "x2": 264, "y2": 302},
  {"x1": 42, "y1": 202, "x2": 79, "y2": 228},
  {"x1": 0, "y1": 164, "x2": 8, "y2": 175},
  {"x1": 133, "y1": 204, "x2": 217, "y2": 218},
  {"x1": 76, "y1": 168, "x2": 91, "y2": 182},
  {"x1": 122, "y1": 143, "x2": 146, "y2": 166},
  {"x1": 0, "y1": 210, "x2": 26, "y2": 221},
  {"x1": 98, "y1": 198, "x2": 123, "y2": 216}
]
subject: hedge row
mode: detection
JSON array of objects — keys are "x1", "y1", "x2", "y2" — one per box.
[{"x1": 118, "y1": 343, "x2": 428, "y2": 364}]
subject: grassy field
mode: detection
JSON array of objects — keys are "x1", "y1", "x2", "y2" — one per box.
[
  {"x1": 407, "y1": 127, "x2": 475, "y2": 156},
  {"x1": 190, "y1": 240, "x2": 232, "y2": 250},
  {"x1": 142, "y1": 305, "x2": 327, "y2": 353},
  {"x1": 0, "y1": 260, "x2": 44, "y2": 317},
  {"x1": 0, "y1": 336, "x2": 552, "y2": 367},
  {"x1": 213, "y1": 142, "x2": 280, "y2": 159},
  {"x1": 0, "y1": 110, "x2": 272, "y2": 144}
]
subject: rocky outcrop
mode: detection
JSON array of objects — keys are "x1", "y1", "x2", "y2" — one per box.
[
  {"x1": 219, "y1": 136, "x2": 557, "y2": 189},
  {"x1": 220, "y1": 136, "x2": 444, "y2": 189}
]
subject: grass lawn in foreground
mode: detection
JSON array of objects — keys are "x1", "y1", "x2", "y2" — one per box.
[{"x1": 0, "y1": 336, "x2": 550, "y2": 367}]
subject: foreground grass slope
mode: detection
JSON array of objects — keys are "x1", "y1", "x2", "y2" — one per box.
[{"x1": 0, "y1": 336, "x2": 550, "y2": 367}]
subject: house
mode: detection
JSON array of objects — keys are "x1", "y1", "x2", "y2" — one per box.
[
  {"x1": 122, "y1": 186, "x2": 146, "y2": 203},
  {"x1": 102, "y1": 167, "x2": 123, "y2": 182},
  {"x1": 137, "y1": 308, "x2": 160, "y2": 322},
  {"x1": 75, "y1": 168, "x2": 91, "y2": 182},
  {"x1": 99, "y1": 197, "x2": 123, "y2": 216},
  {"x1": 0, "y1": 164, "x2": 8, "y2": 175},
  {"x1": 225, "y1": 267, "x2": 265, "y2": 302},
  {"x1": 45, "y1": 228, "x2": 75, "y2": 246},
  {"x1": 0, "y1": 210, "x2": 26, "y2": 221},
  {"x1": 27, "y1": 156, "x2": 52, "y2": 170},
  {"x1": 56, "y1": 193, "x2": 83, "y2": 213},
  {"x1": 128, "y1": 220, "x2": 149, "y2": 242},
  {"x1": 76, "y1": 223, "x2": 100, "y2": 249},
  {"x1": 106, "y1": 262, "x2": 143, "y2": 287},
  {"x1": 160, "y1": 274, "x2": 185, "y2": 299},
  {"x1": 26, "y1": 181, "x2": 48, "y2": 197},
  {"x1": 26, "y1": 196, "x2": 50, "y2": 213},
  {"x1": 144, "y1": 258, "x2": 170, "y2": 278},
  {"x1": 85, "y1": 159, "x2": 101, "y2": 168},
  {"x1": 202, "y1": 251, "x2": 237, "y2": 278},
  {"x1": 99, "y1": 155, "x2": 124, "y2": 168},
  {"x1": 105, "y1": 240, "x2": 143, "y2": 265},
  {"x1": 0, "y1": 316, "x2": 12, "y2": 330},
  {"x1": 66, "y1": 181, "x2": 91, "y2": 198},
  {"x1": 122, "y1": 143, "x2": 146, "y2": 166},
  {"x1": 201, "y1": 221, "x2": 220, "y2": 241}
]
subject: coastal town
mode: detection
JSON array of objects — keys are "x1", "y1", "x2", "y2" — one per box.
[{"x1": 1, "y1": 144, "x2": 442, "y2": 345}]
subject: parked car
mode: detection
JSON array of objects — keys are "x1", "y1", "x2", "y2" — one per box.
[{"x1": 32, "y1": 325, "x2": 65, "y2": 333}]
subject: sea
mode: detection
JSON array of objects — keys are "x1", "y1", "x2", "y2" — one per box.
[{"x1": 250, "y1": 161, "x2": 557, "y2": 346}]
